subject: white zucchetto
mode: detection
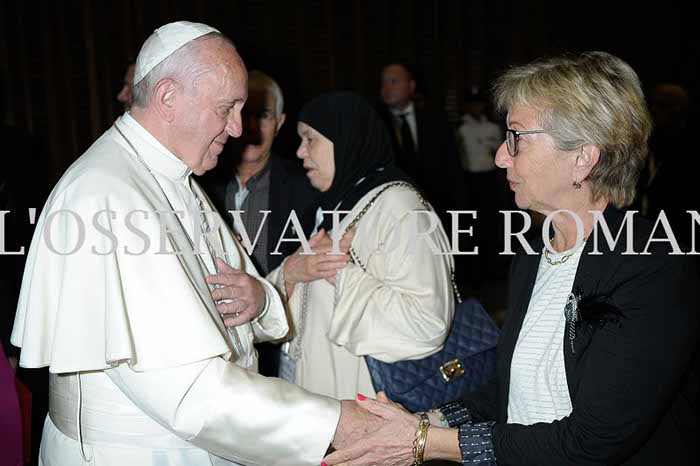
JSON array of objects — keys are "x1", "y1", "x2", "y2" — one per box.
[{"x1": 134, "y1": 21, "x2": 219, "y2": 85}]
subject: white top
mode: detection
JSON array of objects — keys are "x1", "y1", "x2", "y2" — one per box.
[
  {"x1": 507, "y1": 242, "x2": 585, "y2": 425},
  {"x1": 269, "y1": 183, "x2": 455, "y2": 400},
  {"x1": 456, "y1": 114, "x2": 501, "y2": 173},
  {"x1": 12, "y1": 113, "x2": 340, "y2": 465}
]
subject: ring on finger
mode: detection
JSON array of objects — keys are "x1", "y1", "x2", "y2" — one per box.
[{"x1": 233, "y1": 299, "x2": 244, "y2": 317}]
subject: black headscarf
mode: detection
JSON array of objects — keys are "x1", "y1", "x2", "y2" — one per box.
[{"x1": 298, "y1": 91, "x2": 413, "y2": 231}]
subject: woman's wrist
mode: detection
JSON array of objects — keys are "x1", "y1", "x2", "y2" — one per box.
[
  {"x1": 412, "y1": 412, "x2": 430, "y2": 465},
  {"x1": 282, "y1": 257, "x2": 299, "y2": 287},
  {"x1": 427, "y1": 409, "x2": 449, "y2": 427},
  {"x1": 282, "y1": 259, "x2": 299, "y2": 298},
  {"x1": 424, "y1": 426, "x2": 461, "y2": 462}
]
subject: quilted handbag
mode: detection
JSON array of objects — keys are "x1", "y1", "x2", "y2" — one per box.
[
  {"x1": 343, "y1": 182, "x2": 499, "y2": 412},
  {"x1": 365, "y1": 298, "x2": 499, "y2": 412}
]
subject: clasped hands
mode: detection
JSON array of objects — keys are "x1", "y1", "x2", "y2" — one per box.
[
  {"x1": 205, "y1": 257, "x2": 266, "y2": 327},
  {"x1": 328, "y1": 392, "x2": 428, "y2": 466}
]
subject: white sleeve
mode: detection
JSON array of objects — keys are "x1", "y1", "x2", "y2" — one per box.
[
  {"x1": 250, "y1": 276, "x2": 289, "y2": 342},
  {"x1": 106, "y1": 357, "x2": 340, "y2": 466},
  {"x1": 227, "y1": 232, "x2": 289, "y2": 343},
  {"x1": 327, "y1": 192, "x2": 455, "y2": 363}
]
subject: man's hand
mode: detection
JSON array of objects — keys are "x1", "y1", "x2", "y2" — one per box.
[
  {"x1": 325, "y1": 392, "x2": 419, "y2": 466},
  {"x1": 331, "y1": 397, "x2": 384, "y2": 451},
  {"x1": 206, "y1": 258, "x2": 266, "y2": 327}
]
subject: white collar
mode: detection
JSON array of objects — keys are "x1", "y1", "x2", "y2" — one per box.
[
  {"x1": 117, "y1": 112, "x2": 193, "y2": 181},
  {"x1": 390, "y1": 102, "x2": 415, "y2": 117}
]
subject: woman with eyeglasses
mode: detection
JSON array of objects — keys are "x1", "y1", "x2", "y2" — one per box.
[{"x1": 324, "y1": 52, "x2": 698, "y2": 466}]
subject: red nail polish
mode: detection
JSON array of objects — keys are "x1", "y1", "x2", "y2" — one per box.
[
  {"x1": 356, "y1": 393, "x2": 366, "y2": 401},
  {"x1": 321, "y1": 462, "x2": 328, "y2": 466}
]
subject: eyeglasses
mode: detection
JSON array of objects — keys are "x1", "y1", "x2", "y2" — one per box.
[{"x1": 505, "y1": 129, "x2": 548, "y2": 157}]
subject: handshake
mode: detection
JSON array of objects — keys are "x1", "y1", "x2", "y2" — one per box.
[{"x1": 327, "y1": 392, "x2": 447, "y2": 466}]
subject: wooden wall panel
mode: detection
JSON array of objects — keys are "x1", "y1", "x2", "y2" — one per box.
[{"x1": 0, "y1": 0, "x2": 695, "y2": 180}]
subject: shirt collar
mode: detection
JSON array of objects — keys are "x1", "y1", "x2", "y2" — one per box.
[
  {"x1": 239, "y1": 157, "x2": 272, "y2": 190},
  {"x1": 117, "y1": 112, "x2": 193, "y2": 181},
  {"x1": 390, "y1": 102, "x2": 415, "y2": 118},
  {"x1": 231, "y1": 157, "x2": 272, "y2": 193}
]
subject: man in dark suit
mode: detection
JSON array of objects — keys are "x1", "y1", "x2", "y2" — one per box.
[
  {"x1": 376, "y1": 62, "x2": 470, "y2": 284},
  {"x1": 376, "y1": 62, "x2": 467, "y2": 217},
  {"x1": 199, "y1": 70, "x2": 317, "y2": 376}
]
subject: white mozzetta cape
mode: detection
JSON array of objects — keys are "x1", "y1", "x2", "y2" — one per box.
[
  {"x1": 12, "y1": 113, "x2": 283, "y2": 371},
  {"x1": 11, "y1": 114, "x2": 339, "y2": 466}
]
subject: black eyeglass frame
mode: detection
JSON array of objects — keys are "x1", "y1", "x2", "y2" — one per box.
[{"x1": 505, "y1": 129, "x2": 548, "y2": 156}]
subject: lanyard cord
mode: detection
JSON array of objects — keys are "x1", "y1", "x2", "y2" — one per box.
[
  {"x1": 113, "y1": 124, "x2": 245, "y2": 357},
  {"x1": 76, "y1": 372, "x2": 92, "y2": 462}
]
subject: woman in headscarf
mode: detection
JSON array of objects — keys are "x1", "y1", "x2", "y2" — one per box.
[
  {"x1": 266, "y1": 92, "x2": 456, "y2": 400},
  {"x1": 323, "y1": 52, "x2": 698, "y2": 466}
]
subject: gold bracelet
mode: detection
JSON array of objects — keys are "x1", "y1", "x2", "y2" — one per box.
[{"x1": 412, "y1": 412, "x2": 430, "y2": 466}]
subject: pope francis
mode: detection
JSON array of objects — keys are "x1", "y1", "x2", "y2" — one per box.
[{"x1": 11, "y1": 21, "x2": 376, "y2": 466}]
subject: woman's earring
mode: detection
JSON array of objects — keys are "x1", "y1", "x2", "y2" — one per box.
[{"x1": 573, "y1": 180, "x2": 582, "y2": 189}]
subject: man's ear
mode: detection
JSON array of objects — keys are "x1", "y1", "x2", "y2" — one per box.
[
  {"x1": 153, "y1": 79, "x2": 178, "y2": 122},
  {"x1": 574, "y1": 144, "x2": 601, "y2": 184},
  {"x1": 276, "y1": 113, "x2": 286, "y2": 134}
]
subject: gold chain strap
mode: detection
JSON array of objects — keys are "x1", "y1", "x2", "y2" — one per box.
[{"x1": 343, "y1": 182, "x2": 461, "y2": 304}]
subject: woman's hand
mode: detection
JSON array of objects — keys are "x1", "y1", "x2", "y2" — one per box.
[
  {"x1": 283, "y1": 228, "x2": 353, "y2": 294},
  {"x1": 323, "y1": 392, "x2": 418, "y2": 466},
  {"x1": 324, "y1": 228, "x2": 354, "y2": 286}
]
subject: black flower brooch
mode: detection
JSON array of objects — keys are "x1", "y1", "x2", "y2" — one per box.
[{"x1": 564, "y1": 285, "x2": 626, "y2": 354}]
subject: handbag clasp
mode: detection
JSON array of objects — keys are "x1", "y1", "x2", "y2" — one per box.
[{"x1": 439, "y1": 359, "x2": 464, "y2": 382}]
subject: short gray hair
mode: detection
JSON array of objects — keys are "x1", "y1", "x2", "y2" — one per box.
[
  {"x1": 493, "y1": 52, "x2": 652, "y2": 208},
  {"x1": 132, "y1": 32, "x2": 236, "y2": 108},
  {"x1": 248, "y1": 70, "x2": 284, "y2": 118}
]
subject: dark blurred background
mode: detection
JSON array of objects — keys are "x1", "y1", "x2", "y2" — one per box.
[
  {"x1": 1, "y1": 0, "x2": 697, "y2": 184},
  {"x1": 1, "y1": 3, "x2": 697, "y2": 463}
]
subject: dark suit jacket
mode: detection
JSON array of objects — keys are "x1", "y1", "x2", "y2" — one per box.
[
  {"x1": 460, "y1": 207, "x2": 698, "y2": 465},
  {"x1": 201, "y1": 155, "x2": 318, "y2": 377},
  {"x1": 376, "y1": 102, "x2": 467, "y2": 216},
  {"x1": 201, "y1": 155, "x2": 318, "y2": 274}
]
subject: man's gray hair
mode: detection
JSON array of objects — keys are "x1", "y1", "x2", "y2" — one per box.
[
  {"x1": 131, "y1": 32, "x2": 235, "y2": 108},
  {"x1": 248, "y1": 70, "x2": 284, "y2": 119}
]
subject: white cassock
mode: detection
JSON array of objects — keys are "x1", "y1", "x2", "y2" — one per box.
[{"x1": 11, "y1": 113, "x2": 340, "y2": 466}]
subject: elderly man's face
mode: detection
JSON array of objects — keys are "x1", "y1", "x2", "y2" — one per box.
[
  {"x1": 117, "y1": 64, "x2": 135, "y2": 111},
  {"x1": 172, "y1": 41, "x2": 247, "y2": 175},
  {"x1": 380, "y1": 64, "x2": 415, "y2": 110},
  {"x1": 237, "y1": 86, "x2": 284, "y2": 165}
]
